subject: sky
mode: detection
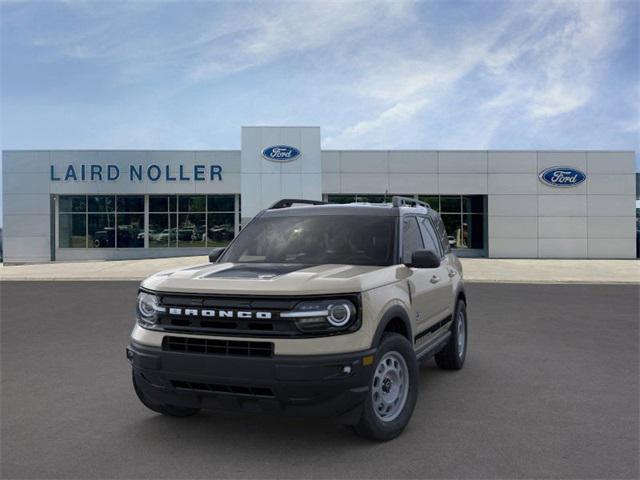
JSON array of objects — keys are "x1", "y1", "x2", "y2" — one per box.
[{"x1": 0, "y1": 0, "x2": 639, "y2": 223}]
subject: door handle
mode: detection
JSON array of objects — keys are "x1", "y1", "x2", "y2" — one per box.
[
  {"x1": 448, "y1": 269, "x2": 457, "y2": 278},
  {"x1": 430, "y1": 275, "x2": 440, "y2": 284}
]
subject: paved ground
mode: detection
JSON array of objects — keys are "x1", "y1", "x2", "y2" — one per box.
[
  {"x1": 1, "y1": 282, "x2": 638, "y2": 479},
  {"x1": 1, "y1": 257, "x2": 639, "y2": 283}
]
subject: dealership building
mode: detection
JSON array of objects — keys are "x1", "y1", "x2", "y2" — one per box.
[{"x1": 1, "y1": 126, "x2": 637, "y2": 263}]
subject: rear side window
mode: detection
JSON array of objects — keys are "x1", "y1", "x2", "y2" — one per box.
[
  {"x1": 418, "y1": 217, "x2": 442, "y2": 257},
  {"x1": 402, "y1": 216, "x2": 424, "y2": 263}
]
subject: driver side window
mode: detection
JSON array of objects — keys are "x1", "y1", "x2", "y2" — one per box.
[{"x1": 402, "y1": 217, "x2": 424, "y2": 264}]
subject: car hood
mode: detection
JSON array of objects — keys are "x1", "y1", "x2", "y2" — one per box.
[{"x1": 141, "y1": 262, "x2": 404, "y2": 295}]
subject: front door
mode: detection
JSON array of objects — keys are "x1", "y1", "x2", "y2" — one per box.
[{"x1": 401, "y1": 216, "x2": 452, "y2": 336}]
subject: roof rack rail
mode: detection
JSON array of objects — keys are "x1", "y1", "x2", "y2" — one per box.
[
  {"x1": 391, "y1": 196, "x2": 431, "y2": 209},
  {"x1": 269, "y1": 198, "x2": 327, "y2": 209}
]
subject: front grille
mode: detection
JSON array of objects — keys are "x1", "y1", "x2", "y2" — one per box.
[
  {"x1": 162, "y1": 336, "x2": 274, "y2": 357},
  {"x1": 156, "y1": 294, "x2": 300, "y2": 337},
  {"x1": 163, "y1": 317, "x2": 288, "y2": 334},
  {"x1": 150, "y1": 292, "x2": 361, "y2": 338},
  {"x1": 171, "y1": 380, "x2": 274, "y2": 398}
]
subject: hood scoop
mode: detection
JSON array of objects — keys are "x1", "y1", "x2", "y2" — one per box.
[{"x1": 204, "y1": 263, "x2": 311, "y2": 280}]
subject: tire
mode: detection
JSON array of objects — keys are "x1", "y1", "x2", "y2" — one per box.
[
  {"x1": 435, "y1": 299, "x2": 467, "y2": 370},
  {"x1": 132, "y1": 371, "x2": 200, "y2": 418},
  {"x1": 353, "y1": 333, "x2": 419, "y2": 441}
]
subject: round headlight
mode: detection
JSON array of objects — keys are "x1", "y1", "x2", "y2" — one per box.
[
  {"x1": 327, "y1": 303, "x2": 351, "y2": 327},
  {"x1": 137, "y1": 292, "x2": 163, "y2": 325}
]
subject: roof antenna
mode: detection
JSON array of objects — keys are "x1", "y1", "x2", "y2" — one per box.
[{"x1": 384, "y1": 190, "x2": 388, "y2": 203}]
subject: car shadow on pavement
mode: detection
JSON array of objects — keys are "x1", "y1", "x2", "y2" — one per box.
[{"x1": 121, "y1": 360, "x2": 449, "y2": 448}]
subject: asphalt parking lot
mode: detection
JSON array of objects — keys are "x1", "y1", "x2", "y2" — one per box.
[{"x1": 1, "y1": 282, "x2": 638, "y2": 479}]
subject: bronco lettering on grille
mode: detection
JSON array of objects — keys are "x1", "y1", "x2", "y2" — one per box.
[{"x1": 168, "y1": 308, "x2": 273, "y2": 320}]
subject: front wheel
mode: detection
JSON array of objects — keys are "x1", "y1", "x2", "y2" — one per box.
[
  {"x1": 435, "y1": 299, "x2": 467, "y2": 370},
  {"x1": 353, "y1": 333, "x2": 418, "y2": 441}
]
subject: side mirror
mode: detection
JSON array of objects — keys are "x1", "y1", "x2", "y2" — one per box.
[
  {"x1": 208, "y1": 247, "x2": 225, "y2": 263},
  {"x1": 407, "y1": 249, "x2": 440, "y2": 269}
]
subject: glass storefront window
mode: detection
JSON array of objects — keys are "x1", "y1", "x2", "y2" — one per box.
[
  {"x1": 149, "y1": 213, "x2": 170, "y2": 248},
  {"x1": 88, "y1": 196, "x2": 115, "y2": 213},
  {"x1": 177, "y1": 213, "x2": 206, "y2": 247},
  {"x1": 117, "y1": 213, "x2": 144, "y2": 248},
  {"x1": 177, "y1": 196, "x2": 205, "y2": 248},
  {"x1": 56, "y1": 193, "x2": 483, "y2": 252},
  {"x1": 149, "y1": 196, "x2": 168, "y2": 212},
  {"x1": 327, "y1": 194, "x2": 399, "y2": 204},
  {"x1": 178, "y1": 195, "x2": 206, "y2": 212},
  {"x1": 207, "y1": 195, "x2": 235, "y2": 212},
  {"x1": 315, "y1": 194, "x2": 483, "y2": 252},
  {"x1": 327, "y1": 195, "x2": 356, "y2": 204},
  {"x1": 357, "y1": 195, "x2": 386, "y2": 203},
  {"x1": 149, "y1": 197, "x2": 177, "y2": 251},
  {"x1": 56, "y1": 194, "x2": 238, "y2": 250},
  {"x1": 169, "y1": 212, "x2": 178, "y2": 247},
  {"x1": 59, "y1": 214, "x2": 86, "y2": 247},
  {"x1": 418, "y1": 196, "x2": 439, "y2": 211},
  {"x1": 117, "y1": 196, "x2": 144, "y2": 213},
  {"x1": 463, "y1": 213, "x2": 485, "y2": 249},
  {"x1": 326, "y1": 194, "x2": 486, "y2": 252},
  {"x1": 463, "y1": 195, "x2": 484, "y2": 213},
  {"x1": 88, "y1": 213, "x2": 116, "y2": 248},
  {"x1": 59, "y1": 196, "x2": 86, "y2": 213},
  {"x1": 440, "y1": 196, "x2": 461, "y2": 213},
  {"x1": 440, "y1": 214, "x2": 461, "y2": 249},
  {"x1": 207, "y1": 212, "x2": 235, "y2": 246}
]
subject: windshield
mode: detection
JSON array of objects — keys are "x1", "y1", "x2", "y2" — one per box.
[{"x1": 221, "y1": 215, "x2": 397, "y2": 266}]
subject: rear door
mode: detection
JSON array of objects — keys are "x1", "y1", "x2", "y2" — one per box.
[{"x1": 401, "y1": 216, "x2": 451, "y2": 337}]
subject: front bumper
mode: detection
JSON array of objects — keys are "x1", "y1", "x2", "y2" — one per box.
[{"x1": 127, "y1": 341, "x2": 376, "y2": 423}]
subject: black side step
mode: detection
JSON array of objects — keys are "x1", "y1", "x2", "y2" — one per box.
[{"x1": 415, "y1": 331, "x2": 451, "y2": 361}]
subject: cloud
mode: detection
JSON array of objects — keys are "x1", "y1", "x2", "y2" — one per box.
[
  {"x1": 333, "y1": 98, "x2": 430, "y2": 140},
  {"x1": 483, "y1": 0, "x2": 624, "y2": 119},
  {"x1": 2, "y1": 0, "x2": 637, "y2": 157},
  {"x1": 325, "y1": 0, "x2": 629, "y2": 147},
  {"x1": 17, "y1": 0, "x2": 412, "y2": 81},
  {"x1": 189, "y1": 1, "x2": 412, "y2": 80},
  {"x1": 323, "y1": 37, "x2": 498, "y2": 146}
]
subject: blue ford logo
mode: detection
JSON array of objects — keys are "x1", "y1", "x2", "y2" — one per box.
[
  {"x1": 538, "y1": 166, "x2": 586, "y2": 188},
  {"x1": 261, "y1": 145, "x2": 301, "y2": 162}
]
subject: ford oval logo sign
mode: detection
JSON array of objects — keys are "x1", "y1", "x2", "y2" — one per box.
[
  {"x1": 261, "y1": 145, "x2": 301, "y2": 162},
  {"x1": 538, "y1": 166, "x2": 586, "y2": 188}
]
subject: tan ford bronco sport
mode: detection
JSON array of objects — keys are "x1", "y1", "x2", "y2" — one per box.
[{"x1": 127, "y1": 196, "x2": 467, "y2": 441}]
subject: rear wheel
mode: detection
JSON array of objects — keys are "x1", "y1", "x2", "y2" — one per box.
[
  {"x1": 353, "y1": 333, "x2": 418, "y2": 441},
  {"x1": 435, "y1": 300, "x2": 467, "y2": 370},
  {"x1": 132, "y1": 371, "x2": 200, "y2": 417}
]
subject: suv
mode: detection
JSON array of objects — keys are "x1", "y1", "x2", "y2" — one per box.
[{"x1": 127, "y1": 197, "x2": 467, "y2": 441}]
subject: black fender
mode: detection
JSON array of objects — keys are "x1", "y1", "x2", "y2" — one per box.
[
  {"x1": 455, "y1": 286, "x2": 467, "y2": 306},
  {"x1": 371, "y1": 305, "x2": 413, "y2": 348}
]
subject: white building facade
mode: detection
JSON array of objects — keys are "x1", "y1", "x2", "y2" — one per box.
[{"x1": 2, "y1": 126, "x2": 637, "y2": 263}]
